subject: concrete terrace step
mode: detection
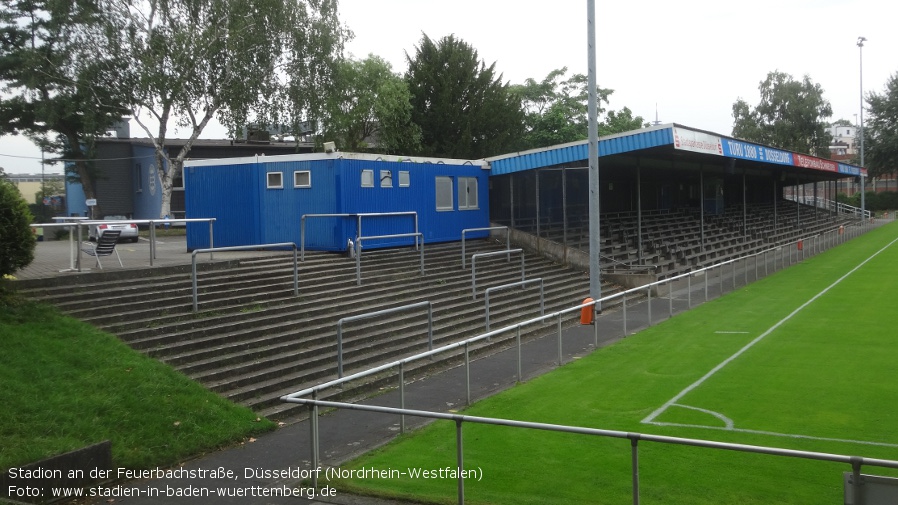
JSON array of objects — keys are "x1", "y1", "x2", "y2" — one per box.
[{"x1": 16, "y1": 238, "x2": 608, "y2": 421}]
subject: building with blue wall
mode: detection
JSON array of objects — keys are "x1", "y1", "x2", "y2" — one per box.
[{"x1": 183, "y1": 152, "x2": 490, "y2": 251}]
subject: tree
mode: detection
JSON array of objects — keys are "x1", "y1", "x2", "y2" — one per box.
[
  {"x1": 864, "y1": 72, "x2": 898, "y2": 180},
  {"x1": 0, "y1": 0, "x2": 130, "y2": 218},
  {"x1": 405, "y1": 34, "x2": 524, "y2": 159},
  {"x1": 318, "y1": 54, "x2": 420, "y2": 154},
  {"x1": 105, "y1": 0, "x2": 347, "y2": 218},
  {"x1": 0, "y1": 169, "x2": 36, "y2": 276},
  {"x1": 511, "y1": 68, "x2": 646, "y2": 150},
  {"x1": 732, "y1": 71, "x2": 833, "y2": 156}
]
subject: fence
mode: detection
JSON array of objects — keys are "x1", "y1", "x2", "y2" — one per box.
[
  {"x1": 281, "y1": 220, "x2": 890, "y2": 504},
  {"x1": 190, "y1": 242, "x2": 299, "y2": 312}
]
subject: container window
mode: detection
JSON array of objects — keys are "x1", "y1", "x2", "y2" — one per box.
[
  {"x1": 361, "y1": 169, "x2": 374, "y2": 188},
  {"x1": 458, "y1": 177, "x2": 478, "y2": 210},
  {"x1": 294, "y1": 170, "x2": 311, "y2": 188},
  {"x1": 380, "y1": 170, "x2": 393, "y2": 188},
  {"x1": 267, "y1": 172, "x2": 283, "y2": 189},
  {"x1": 436, "y1": 176, "x2": 453, "y2": 211},
  {"x1": 135, "y1": 163, "x2": 143, "y2": 193},
  {"x1": 399, "y1": 171, "x2": 410, "y2": 187}
]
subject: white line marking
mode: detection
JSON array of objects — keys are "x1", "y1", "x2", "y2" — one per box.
[
  {"x1": 645, "y1": 421, "x2": 898, "y2": 449},
  {"x1": 641, "y1": 235, "x2": 898, "y2": 425},
  {"x1": 671, "y1": 404, "x2": 734, "y2": 429}
]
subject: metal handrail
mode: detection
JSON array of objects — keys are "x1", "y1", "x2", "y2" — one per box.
[
  {"x1": 484, "y1": 278, "x2": 543, "y2": 332},
  {"x1": 461, "y1": 226, "x2": 509, "y2": 268},
  {"x1": 281, "y1": 221, "x2": 886, "y2": 502},
  {"x1": 300, "y1": 212, "x2": 419, "y2": 261},
  {"x1": 355, "y1": 233, "x2": 424, "y2": 285},
  {"x1": 190, "y1": 242, "x2": 299, "y2": 312},
  {"x1": 470, "y1": 249, "x2": 523, "y2": 299},
  {"x1": 335, "y1": 301, "x2": 434, "y2": 378},
  {"x1": 31, "y1": 218, "x2": 216, "y2": 270}
]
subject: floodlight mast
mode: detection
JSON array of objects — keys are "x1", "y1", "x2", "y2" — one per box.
[
  {"x1": 857, "y1": 36, "x2": 866, "y2": 219},
  {"x1": 587, "y1": 0, "x2": 601, "y2": 308}
]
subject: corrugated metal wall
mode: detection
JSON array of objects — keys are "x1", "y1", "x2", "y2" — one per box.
[
  {"x1": 185, "y1": 161, "x2": 261, "y2": 249},
  {"x1": 185, "y1": 157, "x2": 490, "y2": 252}
]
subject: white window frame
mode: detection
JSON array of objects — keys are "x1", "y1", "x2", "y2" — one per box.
[
  {"x1": 399, "y1": 171, "x2": 410, "y2": 187},
  {"x1": 361, "y1": 169, "x2": 374, "y2": 188},
  {"x1": 435, "y1": 176, "x2": 454, "y2": 211},
  {"x1": 458, "y1": 177, "x2": 479, "y2": 210},
  {"x1": 294, "y1": 170, "x2": 311, "y2": 188},
  {"x1": 380, "y1": 169, "x2": 393, "y2": 188},
  {"x1": 267, "y1": 172, "x2": 284, "y2": 189}
]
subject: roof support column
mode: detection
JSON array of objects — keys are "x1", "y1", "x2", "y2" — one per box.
[
  {"x1": 535, "y1": 169, "x2": 540, "y2": 239},
  {"x1": 587, "y1": 0, "x2": 602, "y2": 305},
  {"x1": 773, "y1": 178, "x2": 778, "y2": 234},
  {"x1": 562, "y1": 167, "x2": 569, "y2": 248},
  {"x1": 742, "y1": 166, "x2": 747, "y2": 238},
  {"x1": 509, "y1": 175, "x2": 515, "y2": 229},
  {"x1": 700, "y1": 165, "x2": 705, "y2": 251},
  {"x1": 637, "y1": 160, "x2": 643, "y2": 263},
  {"x1": 796, "y1": 176, "x2": 801, "y2": 228}
]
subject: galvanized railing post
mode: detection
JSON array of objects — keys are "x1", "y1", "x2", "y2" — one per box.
[
  {"x1": 464, "y1": 342, "x2": 471, "y2": 406},
  {"x1": 310, "y1": 390, "x2": 320, "y2": 488},
  {"x1": 646, "y1": 286, "x2": 652, "y2": 327},
  {"x1": 631, "y1": 436, "x2": 640, "y2": 505},
  {"x1": 456, "y1": 419, "x2": 465, "y2": 505},
  {"x1": 622, "y1": 295, "x2": 628, "y2": 336},
  {"x1": 557, "y1": 314, "x2": 563, "y2": 365},
  {"x1": 399, "y1": 362, "x2": 406, "y2": 434},
  {"x1": 687, "y1": 274, "x2": 692, "y2": 308},
  {"x1": 516, "y1": 327, "x2": 523, "y2": 382},
  {"x1": 668, "y1": 279, "x2": 673, "y2": 318}
]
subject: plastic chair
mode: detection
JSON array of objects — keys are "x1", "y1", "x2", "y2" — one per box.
[{"x1": 81, "y1": 229, "x2": 123, "y2": 269}]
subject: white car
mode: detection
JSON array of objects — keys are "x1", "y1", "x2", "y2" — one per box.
[{"x1": 89, "y1": 215, "x2": 140, "y2": 243}]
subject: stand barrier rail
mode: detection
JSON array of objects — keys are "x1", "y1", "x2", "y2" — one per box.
[
  {"x1": 300, "y1": 212, "x2": 419, "y2": 261},
  {"x1": 191, "y1": 242, "x2": 299, "y2": 312},
  {"x1": 461, "y1": 226, "x2": 509, "y2": 268},
  {"x1": 282, "y1": 220, "x2": 887, "y2": 503},
  {"x1": 335, "y1": 301, "x2": 434, "y2": 379},
  {"x1": 355, "y1": 233, "x2": 424, "y2": 285},
  {"x1": 471, "y1": 249, "x2": 523, "y2": 299},
  {"x1": 484, "y1": 278, "x2": 543, "y2": 332}
]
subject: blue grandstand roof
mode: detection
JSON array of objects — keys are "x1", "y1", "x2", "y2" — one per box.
[
  {"x1": 486, "y1": 124, "x2": 674, "y2": 176},
  {"x1": 485, "y1": 123, "x2": 867, "y2": 178}
]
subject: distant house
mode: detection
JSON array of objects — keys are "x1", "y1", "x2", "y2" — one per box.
[{"x1": 65, "y1": 132, "x2": 313, "y2": 219}]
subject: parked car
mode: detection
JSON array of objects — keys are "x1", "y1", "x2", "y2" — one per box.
[{"x1": 89, "y1": 215, "x2": 140, "y2": 243}]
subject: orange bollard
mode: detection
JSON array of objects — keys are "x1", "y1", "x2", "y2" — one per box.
[{"x1": 580, "y1": 297, "x2": 594, "y2": 325}]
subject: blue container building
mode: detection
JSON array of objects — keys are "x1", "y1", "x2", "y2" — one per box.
[{"x1": 184, "y1": 153, "x2": 490, "y2": 251}]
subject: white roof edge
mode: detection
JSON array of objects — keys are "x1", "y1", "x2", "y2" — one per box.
[{"x1": 184, "y1": 151, "x2": 489, "y2": 168}]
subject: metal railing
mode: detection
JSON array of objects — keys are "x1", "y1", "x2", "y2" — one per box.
[
  {"x1": 484, "y1": 278, "x2": 543, "y2": 332},
  {"x1": 281, "y1": 220, "x2": 883, "y2": 503},
  {"x1": 461, "y1": 226, "x2": 509, "y2": 268},
  {"x1": 470, "y1": 249, "x2": 523, "y2": 299},
  {"x1": 355, "y1": 233, "x2": 424, "y2": 285},
  {"x1": 300, "y1": 212, "x2": 419, "y2": 261},
  {"x1": 190, "y1": 242, "x2": 299, "y2": 312},
  {"x1": 335, "y1": 301, "x2": 434, "y2": 379},
  {"x1": 30, "y1": 218, "x2": 216, "y2": 271}
]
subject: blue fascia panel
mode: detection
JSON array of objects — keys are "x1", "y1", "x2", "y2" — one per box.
[{"x1": 489, "y1": 127, "x2": 674, "y2": 176}]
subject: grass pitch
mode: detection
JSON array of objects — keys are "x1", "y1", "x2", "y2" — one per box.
[{"x1": 333, "y1": 221, "x2": 898, "y2": 505}]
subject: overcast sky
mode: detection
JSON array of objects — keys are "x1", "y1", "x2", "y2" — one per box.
[{"x1": 1, "y1": 0, "x2": 894, "y2": 174}]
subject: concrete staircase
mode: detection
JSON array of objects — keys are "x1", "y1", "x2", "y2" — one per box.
[{"x1": 16, "y1": 239, "x2": 626, "y2": 421}]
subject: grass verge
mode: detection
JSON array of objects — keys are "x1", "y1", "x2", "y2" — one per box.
[{"x1": 0, "y1": 294, "x2": 275, "y2": 471}]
